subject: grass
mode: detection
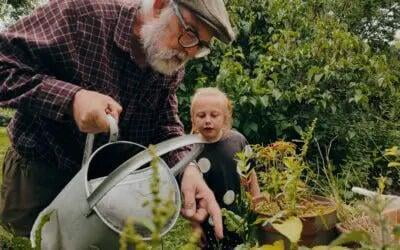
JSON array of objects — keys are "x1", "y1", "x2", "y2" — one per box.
[
  {"x1": 0, "y1": 108, "x2": 14, "y2": 127},
  {"x1": 0, "y1": 127, "x2": 9, "y2": 172},
  {"x1": 0, "y1": 126, "x2": 191, "y2": 249}
]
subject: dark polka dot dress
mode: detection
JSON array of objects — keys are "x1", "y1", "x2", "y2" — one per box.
[{"x1": 195, "y1": 130, "x2": 248, "y2": 250}]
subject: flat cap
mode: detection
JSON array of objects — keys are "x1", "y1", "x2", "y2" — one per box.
[{"x1": 175, "y1": 0, "x2": 235, "y2": 44}]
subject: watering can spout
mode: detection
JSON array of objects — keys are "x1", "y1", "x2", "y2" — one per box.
[{"x1": 351, "y1": 186, "x2": 400, "y2": 210}]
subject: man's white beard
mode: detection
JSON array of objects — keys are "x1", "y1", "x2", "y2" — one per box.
[{"x1": 140, "y1": 7, "x2": 189, "y2": 75}]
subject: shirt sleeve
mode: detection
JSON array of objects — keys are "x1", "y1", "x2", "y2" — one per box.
[
  {"x1": 0, "y1": 0, "x2": 81, "y2": 121},
  {"x1": 154, "y1": 70, "x2": 191, "y2": 168}
]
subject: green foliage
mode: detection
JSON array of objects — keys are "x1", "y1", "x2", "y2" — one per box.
[
  {"x1": 384, "y1": 146, "x2": 400, "y2": 168},
  {"x1": 118, "y1": 145, "x2": 198, "y2": 250},
  {"x1": 222, "y1": 208, "x2": 247, "y2": 236},
  {"x1": 323, "y1": 0, "x2": 400, "y2": 52},
  {"x1": 0, "y1": 108, "x2": 14, "y2": 126},
  {"x1": 222, "y1": 187, "x2": 259, "y2": 246},
  {"x1": 119, "y1": 218, "x2": 148, "y2": 250},
  {"x1": 0, "y1": 0, "x2": 41, "y2": 29},
  {"x1": 179, "y1": 0, "x2": 400, "y2": 193},
  {"x1": 0, "y1": 225, "x2": 31, "y2": 250}
]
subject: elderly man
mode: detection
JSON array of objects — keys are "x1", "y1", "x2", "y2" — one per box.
[{"x1": 0, "y1": 0, "x2": 235, "y2": 238}]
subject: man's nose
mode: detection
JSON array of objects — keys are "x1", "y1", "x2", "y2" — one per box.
[{"x1": 184, "y1": 46, "x2": 199, "y2": 58}]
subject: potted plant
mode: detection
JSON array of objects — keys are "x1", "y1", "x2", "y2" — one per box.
[
  {"x1": 334, "y1": 177, "x2": 400, "y2": 248},
  {"x1": 235, "y1": 120, "x2": 338, "y2": 248}
]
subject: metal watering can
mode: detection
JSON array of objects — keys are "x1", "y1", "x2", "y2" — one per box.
[
  {"x1": 352, "y1": 187, "x2": 400, "y2": 210},
  {"x1": 30, "y1": 115, "x2": 205, "y2": 249}
]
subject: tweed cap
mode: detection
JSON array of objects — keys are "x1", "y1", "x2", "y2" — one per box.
[{"x1": 174, "y1": 0, "x2": 235, "y2": 44}]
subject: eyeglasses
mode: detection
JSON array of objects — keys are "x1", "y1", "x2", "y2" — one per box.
[{"x1": 171, "y1": 2, "x2": 211, "y2": 58}]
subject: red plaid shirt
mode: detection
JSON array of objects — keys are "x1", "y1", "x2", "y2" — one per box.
[{"x1": 0, "y1": 0, "x2": 187, "y2": 171}]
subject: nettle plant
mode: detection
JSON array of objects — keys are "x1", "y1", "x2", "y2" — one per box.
[{"x1": 119, "y1": 145, "x2": 199, "y2": 250}]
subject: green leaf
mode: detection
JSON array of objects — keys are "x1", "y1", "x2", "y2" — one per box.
[
  {"x1": 272, "y1": 89, "x2": 282, "y2": 100},
  {"x1": 257, "y1": 240, "x2": 285, "y2": 250},
  {"x1": 384, "y1": 146, "x2": 400, "y2": 157},
  {"x1": 314, "y1": 73, "x2": 323, "y2": 83},
  {"x1": 312, "y1": 246, "x2": 348, "y2": 250},
  {"x1": 259, "y1": 95, "x2": 269, "y2": 108},
  {"x1": 388, "y1": 162, "x2": 400, "y2": 168},
  {"x1": 330, "y1": 231, "x2": 372, "y2": 246},
  {"x1": 250, "y1": 97, "x2": 257, "y2": 107},
  {"x1": 271, "y1": 217, "x2": 303, "y2": 243},
  {"x1": 222, "y1": 208, "x2": 246, "y2": 234},
  {"x1": 248, "y1": 123, "x2": 258, "y2": 133}
]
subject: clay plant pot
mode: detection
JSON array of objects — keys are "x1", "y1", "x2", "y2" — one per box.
[{"x1": 254, "y1": 195, "x2": 338, "y2": 248}]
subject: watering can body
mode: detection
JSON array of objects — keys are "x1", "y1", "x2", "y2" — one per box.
[{"x1": 30, "y1": 116, "x2": 205, "y2": 249}]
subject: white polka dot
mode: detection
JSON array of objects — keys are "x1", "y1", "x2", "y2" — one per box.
[
  {"x1": 223, "y1": 190, "x2": 235, "y2": 205},
  {"x1": 208, "y1": 216, "x2": 214, "y2": 226},
  {"x1": 197, "y1": 158, "x2": 211, "y2": 173}
]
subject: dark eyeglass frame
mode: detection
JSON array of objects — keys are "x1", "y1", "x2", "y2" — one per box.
[{"x1": 171, "y1": 2, "x2": 211, "y2": 58}]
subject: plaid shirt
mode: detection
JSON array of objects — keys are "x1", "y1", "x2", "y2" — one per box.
[{"x1": 0, "y1": 0, "x2": 187, "y2": 171}]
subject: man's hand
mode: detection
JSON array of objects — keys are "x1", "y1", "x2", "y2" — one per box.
[
  {"x1": 72, "y1": 89, "x2": 122, "y2": 133},
  {"x1": 180, "y1": 164, "x2": 223, "y2": 239}
]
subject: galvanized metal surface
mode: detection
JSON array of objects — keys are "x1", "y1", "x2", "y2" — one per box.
[{"x1": 30, "y1": 116, "x2": 206, "y2": 249}]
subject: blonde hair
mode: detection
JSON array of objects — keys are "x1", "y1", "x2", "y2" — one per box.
[{"x1": 190, "y1": 87, "x2": 233, "y2": 131}]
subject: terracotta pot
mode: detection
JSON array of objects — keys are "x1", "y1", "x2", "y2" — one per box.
[{"x1": 254, "y1": 195, "x2": 338, "y2": 248}]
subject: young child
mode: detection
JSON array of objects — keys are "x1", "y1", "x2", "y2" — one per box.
[{"x1": 189, "y1": 87, "x2": 259, "y2": 249}]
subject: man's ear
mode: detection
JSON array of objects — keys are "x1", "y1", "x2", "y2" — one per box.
[{"x1": 153, "y1": 0, "x2": 168, "y2": 17}]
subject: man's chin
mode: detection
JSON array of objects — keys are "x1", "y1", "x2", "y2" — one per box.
[{"x1": 149, "y1": 59, "x2": 184, "y2": 76}]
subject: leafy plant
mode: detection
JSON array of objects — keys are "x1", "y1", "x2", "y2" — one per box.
[
  {"x1": 246, "y1": 120, "x2": 318, "y2": 217},
  {"x1": 221, "y1": 187, "x2": 259, "y2": 246},
  {"x1": 332, "y1": 177, "x2": 400, "y2": 249},
  {"x1": 384, "y1": 146, "x2": 400, "y2": 168},
  {"x1": 118, "y1": 145, "x2": 199, "y2": 250}
]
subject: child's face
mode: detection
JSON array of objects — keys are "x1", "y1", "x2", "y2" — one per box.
[{"x1": 192, "y1": 95, "x2": 226, "y2": 141}]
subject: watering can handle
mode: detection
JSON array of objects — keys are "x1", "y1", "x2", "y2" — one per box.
[
  {"x1": 85, "y1": 134, "x2": 206, "y2": 214},
  {"x1": 82, "y1": 115, "x2": 119, "y2": 166}
]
